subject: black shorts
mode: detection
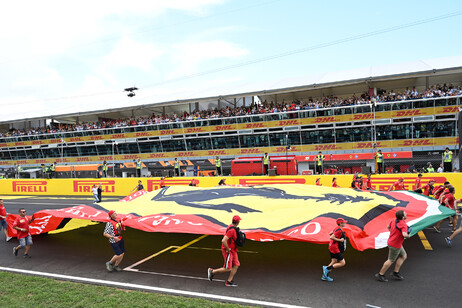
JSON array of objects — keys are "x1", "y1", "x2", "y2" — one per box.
[
  {"x1": 110, "y1": 239, "x2": 125, "y2": 255},
  {"x1": 330, "y1": 251, "x2": 344, "y2": 261}
]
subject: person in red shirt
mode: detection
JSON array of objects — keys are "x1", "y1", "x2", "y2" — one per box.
[
  {"x1": 316, "y1": 178, "x2": 322, "y2": 186},
  {"x1": 322, "y1": 218, "x2": 347, "y2": 282},
  {"x1": 433, "y1": 181, "x2": 450, "y2": 200},
  {"x1": 434, "y1": 187, "x2": 457, "y2": 233},
  {"x1": 331, "y1": 177, "x2": 339, "y2": 188},
  {"x1": 160, "y1": 177, "x2": 166, "y2": 188},
  {"x1": 189, "y1": 178, "x2": 198, "y2": 186},
  {"x1": 103, "y1": 210, "x2": 126, "y2": 272},
  {"x1": 414, "y1": 174, "x2": 423, "y2": 191},
  {"x1": 208, "y1": 215, "x2": 242, "y2": 287},
  {"x1": 388, "y1": 177, "x2": 405, "y2": 191},
  {"x1": 354, "y1": 177, "x2": 362, "y2": 189},
  {"x1": 445, "y1": 197, "x2": 462, "y2": 247},
  {"x1": 416, "y1": 179, "x2": 435, "y2": 196},
  {"x1": 12, "y1": 208, "x2": 34, "y2": 258},
  {"x1": 0, "y1": 199, "x2": 12, "y2": 241},
  {"x1": 375, "y1": 210, "x2": 410, "y2": 282},
  {"x1": 365, "y1": 174, "x2": 373, "y2": 190}
]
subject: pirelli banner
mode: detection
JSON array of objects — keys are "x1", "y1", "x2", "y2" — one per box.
[{"x1": 0, "y1": 174, "x2": 461, "y2": 199}]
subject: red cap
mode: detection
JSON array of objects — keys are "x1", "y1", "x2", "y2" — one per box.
[
  {"x1": 399, "y1": 177, "x2": 404, "y2": 180},
  {"x1": 336, "y1": 218, "x2": 347, "y2": 225},
  {"x1": 429, "y1": 179, "x2": 436, "y2": 182},
  {"x1": 108, "y1": 210, "x2": 115, "y2": 217},
  {"x1": 232, "y1": 215, "x2": 242, "y2": 222}
]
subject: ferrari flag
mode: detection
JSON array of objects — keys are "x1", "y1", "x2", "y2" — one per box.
[{"x1": 7, "y1": 185, "x2": 454, "y2": 250}]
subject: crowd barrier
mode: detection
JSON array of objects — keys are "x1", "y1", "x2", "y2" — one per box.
[{"x1": 0, "y1": 173, "x2": 460, "y2": 199}]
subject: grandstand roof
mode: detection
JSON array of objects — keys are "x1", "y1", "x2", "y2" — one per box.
[{"x1": 4, "y1": 54, "x2": 462, "y2": 125}]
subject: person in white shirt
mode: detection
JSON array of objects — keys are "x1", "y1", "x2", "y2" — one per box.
[
  {"x1": 437, "y1": 164, "x2": 444, "y2": 173},
  {"x1": 92, "y1": 185, "x2": 99, "y2": 203}
]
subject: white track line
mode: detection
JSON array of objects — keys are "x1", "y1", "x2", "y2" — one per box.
[
  {"x1": 0, "y1": 266, "x2": 309, "y2": 308},
  {"x1": 124, "y1": 268, "x2": 226, "y2": 282}
]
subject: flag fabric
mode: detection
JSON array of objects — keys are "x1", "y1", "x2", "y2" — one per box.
[{"x1": 7, "y1": 185, "x2": 454, "y2": 250}]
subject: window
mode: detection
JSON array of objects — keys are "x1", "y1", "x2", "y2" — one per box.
[
  {"x1": 212, "y1": 136, "x2": 240, "y2": 149},
  {"x1": 239, "y1": 134, "x2": 269, "y2": 148},
  {"x1": 303, "y1": 129, "x2": 335, "y2": 144},
  {"x1": 138, "y1": 141, "x2": 161, "y2": 153},
  {"x1": 186, "y1": 138, "x2": 212, "y2": 151}
]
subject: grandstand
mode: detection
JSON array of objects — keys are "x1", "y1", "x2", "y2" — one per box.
[{"x1": 0, "y1": 58, "x2": 461, "y2": 178}]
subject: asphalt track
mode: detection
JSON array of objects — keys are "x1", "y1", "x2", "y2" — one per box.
[{"x1": 0, "y1": 196, "x2": 460, "y2": 308}]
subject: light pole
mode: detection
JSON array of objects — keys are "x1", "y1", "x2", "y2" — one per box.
[
  {"x1": 112, "y1": 140, "x2": 118, "y2": 177},
  {"x1": 285, "y1": 134, "x2": 291, "y2": 175}
]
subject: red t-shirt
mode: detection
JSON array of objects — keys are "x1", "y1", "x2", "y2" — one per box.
[
  {"x1": 415, "y1": 178, "x2": 422, "y2": 189},
  {"x1": 422, "y1": 184, "x2": 432, "y2": 196},
  {"x1": 328, "y1": 227, "x2": 344, "y2": 253},
  {"x1": 365, "y1": 179, "x2": 372, "y2": 189},
  {"x1": 12, "y1": 216, "x2": 30, "y2": 239},
  {"x1": 390, "y1": 181, "x2": 405, "y2": 191},
  {"x1": 222, "y1": 224, "x2": 237, "y2": 252},
  {"x1": 443, "y1": 193, "x2": 456, "y2": 210},
  {"x1": 0, "y1": 205, "x2": 6, "y2": 221},
  {"x1": 433, "y1": 186, "x2": 445, "y2": 199},
  {"x1": 388, "y1": 219, "x2": 408, "y2": 249},
  {"x1": 332, "y1": 181, "x2": 338, "y2": 187},
  {"x1": 354, "y1": 181, "x2": 361, "y2": 189}
]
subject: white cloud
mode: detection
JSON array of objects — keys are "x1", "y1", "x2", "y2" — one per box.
[
  {"x1": 169, "y1": 40, "x2": 249, "y2": 78},
  {"x1": 102, "y1": 36, "x2": 163, "y2": 70}
]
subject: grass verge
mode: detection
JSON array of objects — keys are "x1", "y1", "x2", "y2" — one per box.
[{"x1": 0, "y1": 271, "x2": 248, "y2": 307}]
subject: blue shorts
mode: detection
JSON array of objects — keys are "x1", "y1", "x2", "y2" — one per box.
[
  {"x1": 19, "y1": 235, "x2": 33, "y2": 247},
  {"x1": 0, "y1": 219, "x2": 7, "y2": 230},
  {"x1": 110, "y1": 239, "x2": 125, "y2": 255}
]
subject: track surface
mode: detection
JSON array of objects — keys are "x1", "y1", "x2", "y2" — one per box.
[{"x1": 0, "y1": 196, "x2": 460, "y2": 308}]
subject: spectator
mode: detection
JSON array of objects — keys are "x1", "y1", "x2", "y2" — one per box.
[{"x1": 437, "y1": 164, "x2": 444, "y2": 173}]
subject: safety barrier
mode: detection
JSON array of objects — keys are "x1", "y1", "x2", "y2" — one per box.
[{"x1": 0, "y1": 173, "x2": 460, "y2": 199}]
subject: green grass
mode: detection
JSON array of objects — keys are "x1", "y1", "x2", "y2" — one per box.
[{"x1": 0, "y1": 272, "x2": 249, "y2": 308}]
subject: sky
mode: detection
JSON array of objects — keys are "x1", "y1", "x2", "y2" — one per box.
[{"x1": 1, "y1": 0, "x2": 462, "y2": 123}]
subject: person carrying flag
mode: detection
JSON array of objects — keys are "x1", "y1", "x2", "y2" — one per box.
[
  {"x1": 414, "y1": 174, "x2": 423, "y2": 192},
  {"x1": 322, "y1": 218, "x2": 347, "y2": 282},
  {"x1": 365, "y1": 174, "x2": 373, "y2": 190},
  {"x1": 414, "y1": 179, "x2": 435, "y2": 196},
  {"x1": 445, "y1": 197, "x2": 462, "y2": 247},
  {"x1": 316, "y1": 178, "x2": 322, "y2": 186},
  {"x1": 388, "y1": 177, "x2": 405, "y2": 191},
  {"x1": 0, "y1": 199, "x2": 12, "y2": 241},
  {"x1": 434, "y1": 186, "x2": 457, "y2": 233},
  {"x1": 375, "y1": 210, "x2": 410, "y2": 282},
  {"x1": 331, "y1": 177, "x2": 339, "y2": 188},
  {"x1": 103, "y1": 210, "x2": 126, "y2": 272},
  {"x1": 12, "y1": 208, "x2": 34, "y2": 258}
]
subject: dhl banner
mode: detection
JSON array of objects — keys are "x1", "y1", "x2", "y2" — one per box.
[
  {"x1": 0, "y1": 105, "x2": 460, "y2": 149},
  {"x1": 6, "y1": 185, "x2": 454, "y2": 250},
  {"x1": 0, "y1": 173, "x2": 461, "y2": 199},
  {"x1": 0, "y1": 136, "x2": 458, "y2": 166}
]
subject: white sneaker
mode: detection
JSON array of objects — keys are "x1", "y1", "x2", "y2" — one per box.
[{"x1": 6, "y1": 236, "x2": 12, "y2": 242}]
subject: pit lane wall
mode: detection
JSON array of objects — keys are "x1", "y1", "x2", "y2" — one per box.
[{"x1": 0, "y1": 173, "x2": 460, "y2": 199}]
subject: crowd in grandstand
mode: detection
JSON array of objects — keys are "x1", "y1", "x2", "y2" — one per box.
[{"x1": 2, "y1": 84, "x2": 461, "y2": 139}]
